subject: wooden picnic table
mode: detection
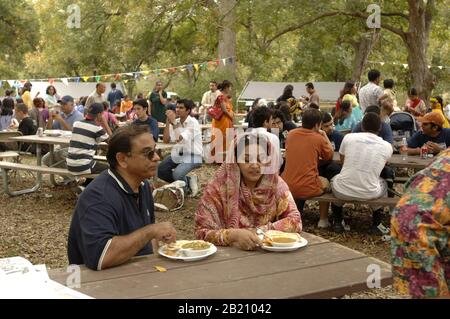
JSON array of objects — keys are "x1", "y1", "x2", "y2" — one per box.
[
  {"x1": 332, "y1": 152, "x2": 432, "y2": 169},
  {"x1": 48, "y1": 232, "x2": 391, "y2": 299}
]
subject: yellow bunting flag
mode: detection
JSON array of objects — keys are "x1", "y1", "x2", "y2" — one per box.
[{"x1": 82, "y1": 76, "x2": 90, "y2": 82}]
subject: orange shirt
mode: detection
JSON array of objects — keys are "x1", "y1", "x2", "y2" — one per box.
[
  {"x1": 120, "y1": 100, "x2": 133, "y2": 114},
  {"x1": 281, "y1": 128, "x2": 333, "y2": 198}
]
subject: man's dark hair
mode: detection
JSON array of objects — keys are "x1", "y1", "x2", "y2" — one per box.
[
  {"x1": 210, "y1": 80, "x2": 217, "y2": 85},
  {"x1": 408, "y1": 88, "x2": 418, "y2": 96},
  {"x1": 177, "y1": 99, "x2": 194, "y2": 111},
  {"x1": 322, "y1": 112, "x2": 332, "y2": 123},
  {"x1": 305, "y1": 82, "x2": 314, "y2": 90},
  {"x1": 361, "y1": 112, "x2": 381, "y2": 134},
  {"x1": 5, "y1": 89, "x2": 13, "y2": 96},
  {"x1": 272, "y1": 109, "x2": 286, "y2": 124},
  {"x1": 365, "y1": 105, "x2": 381, "y2": 115},
  {"x1": 111, "y1": 83, "x2": 116, "y2": 89},
  {"x1": 96, "y1": 83, "x2": 104, "y2": 88},
  {"x1": 133, "y1": 99, "x2": 149, "y2": 109},
  {"x1": 252, "y1": 107, "x2": 272, "y2": 128},
  {"x1": 278, "y1": 103, "x2": 292, "y2": 121},
  {"x1": 383, "y1": 79, "x2": 394, "y2": 89},
  {"x1": 302, "y1": 108, "x2": 322, "y2": 129},
  {"x1": 107, "y1": 125, "x2": 151, "y2": 169},
  {"x1": 368, "y1": 69, "x2": 381, "y2": 82}
]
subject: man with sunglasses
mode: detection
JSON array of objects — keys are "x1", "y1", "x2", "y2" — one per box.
[
  {"x1": 402, "y1": 112, "x2": 450, "y2": 155},
  {"x1": 68, "y1": 125, "x2": 177, "y2": 270}
]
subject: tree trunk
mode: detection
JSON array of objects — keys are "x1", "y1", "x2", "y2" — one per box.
[
  {"x1": 217, "y1": 0, "x2": 237, "y2": 81},
  {"x1": 403, "y1": 0, "x2": 435, "y2": 105},
  {"x1": 351, "y1": 30, "x2": 380, "y2": 83}
]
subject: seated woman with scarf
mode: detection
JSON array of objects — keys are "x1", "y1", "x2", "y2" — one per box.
[{"x1": 195, "y1": 131, "x2": 302, "y2": 251}]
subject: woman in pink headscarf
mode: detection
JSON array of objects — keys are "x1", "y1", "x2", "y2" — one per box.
[{"x1": 195, "y1": 131, "x2": 302, "y2": 251}]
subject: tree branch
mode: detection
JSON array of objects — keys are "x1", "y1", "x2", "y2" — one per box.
[
  {"x1": 381, "y1": 12, "x2": 409, "y2": 20},
  {"x1": 264, "y1": 11, "x2": 344, "y2": 48},
  {"x1": 339, "y1": 11, "x2": 407, "y2": 41}
]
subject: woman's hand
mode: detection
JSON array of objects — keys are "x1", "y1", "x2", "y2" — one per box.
[{"x1": 228, "y1": 229, "x2": 261, "y2": 251}]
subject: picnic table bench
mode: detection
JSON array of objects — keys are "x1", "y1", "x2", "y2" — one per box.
[
  {"x1": 48, "y1": 232, "x2": 392, "y2": 299},
  {"x1": 0, "y1": 161, "x2": 98, "y2": 196},
  {"x1": 307, "y1": 193, "x2": 399, "y2": 208}
]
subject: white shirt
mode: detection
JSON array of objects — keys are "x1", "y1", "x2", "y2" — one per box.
[
  {"x1": 331, "y1": 132, "x2": 393, "y2": 199},
  {"x1": 359, "y1": 82, "x2": 384, "y2": 112},
  {"x1": 444, "y1": 104, "x2": 450, "y2": 121},
  {"x1": 169, "y1": 115, "x2": 203, "y2": 159},
  {"x1": 201, "y1": 90, "x2": 221, "y2": 108}
]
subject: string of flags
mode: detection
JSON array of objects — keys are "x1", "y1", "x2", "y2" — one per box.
[
  {"x1": 0, "y1": 57, "x2": 235, "y2": 89},
  {"x1": 368, "y1": 60, "x2": 449, "y2": 70}
]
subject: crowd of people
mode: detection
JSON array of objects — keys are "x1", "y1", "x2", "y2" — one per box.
[{"x1": 1, "y1": 70, "x2": 449, "y2": 298}]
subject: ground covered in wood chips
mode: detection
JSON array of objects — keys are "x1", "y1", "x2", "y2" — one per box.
[{"x1": 0, "y1": 156, "x2": 407, "y2": 298}]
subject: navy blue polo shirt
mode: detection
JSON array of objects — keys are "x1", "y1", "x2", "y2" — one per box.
[
  {"x1": 352, "y1": 122, "x2": 393, "y2": 144},
  {"x1": 133, "y1": 116, "x2": 159, "y2": 142},
  {"x1": 67, "y1": 169, "x2": 155, "y2": 270},
  {"x1": 407, "y1": 128, "x2": 450, "y2": 148}
]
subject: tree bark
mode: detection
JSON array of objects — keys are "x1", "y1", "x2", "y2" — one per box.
[
  {"x1": 217, "y1": 0, "x2": 237, "y2": 81},
  {"x1": 403, "y1": 0, "x2": 435, "y2": 104},
  {"x1": 351, "y1": 30, "x2": 380, "y2": 83}
]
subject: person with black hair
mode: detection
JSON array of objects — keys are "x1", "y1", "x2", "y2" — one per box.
[
  {"x1": 278, "y1": 103, "x2": 297, "y2": 130},
  {"x1": 0, "y1": 98, "x2": 14, "y2": 131},
  {"x1": 44, "y1": 85, "x2": 59, "y2": 107},
  {"x1": 248, "y1": 106, "x2": 272, "y2": 130},
  {"x1": 271, "y1": 109, "x2": 296, "y2": 149},
  {"x1": 300, "y1": 82, "x2": 320, "y2": 109},
  {"x1": 67, "y1": 125, "x2": 177, "y2": 270},
  {"x1": 211, "y1": 80, "x2": 234, "y2": 152},
  {"x1": 276, "y1": 85, "x2": 295, "y2": 103},
  {"x1": 358, "y1": 69, "x2": 384, "y2": 112},
  {"x1": 148, "y1": 80, "x2": 168, "y2": 123},
  {"x1": 352, "y1": 105, "x2": 393, "y2": 144},
  {"x1": 404, "y1": 88, "x2": 426, "y2": 117},
  {"x1": 86, "y1": 83, "x2": 107, "y2": 109},
  {"x1": 107, "y1": 83, "x2": 124, "y2": 112},
  {"x1": 330, "y1": 113, "x2": 393, "y2": 234},
  {"x1": 402, "y1": 112, "x2": 450, "y2": 155},
  {"x1": 281, "y1": 109, "x2": 333, "y2": 212},
  {"x1": 333, "y1": 100, "x2": 358, "y2": 132},
  {"x1": 132, "y1": 99, "x2": 159, "y2": 142},
  {"x1": 382, "y1": 79, "x2": 399, "y2": 111},
  {"x1": 159, "y1": 99, "x2": 202, "y2": 196}
]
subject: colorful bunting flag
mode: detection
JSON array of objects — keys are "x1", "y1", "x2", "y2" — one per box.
[
  {"x1": 75, "y1": 77, "x2": 81, "y2": 83},
  {"x1": 7, "y1": 80, "x2": 15, "y2": 88},
  {"x1": 114, "y1": 74, "x2": 121, "y2": 81},
  {"x1": 438, "y1": 66, "x2": 443, "y2": 70},
  {"x1": 194, "y1": 64, "x2": 199, "y2": 72},
  {"x1": 402, "y1": 64, "x2": 408, "y2": 69},
  {"x1": 82, "y1": 76, "x2": 90, "y2": 82},
  {"x1": 61, "y1": 78, "x2": 69, "y2": 86}
]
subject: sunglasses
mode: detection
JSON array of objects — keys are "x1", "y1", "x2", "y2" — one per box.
[{"x1": 128, "y1": 148, "x2": 158, "y2": 160}]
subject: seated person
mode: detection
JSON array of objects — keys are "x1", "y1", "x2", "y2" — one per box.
[
  {"x1": 14, "y1": 103, "x2": 37, "y2": 152},
  {"x1": 342, "y1": 93, "x2": 363, "y2": 122},
  {"x1": 132, "y1": 99, "x2": 159, "y2": 142},
  {"x1": 281, "y1": 108, "x2": 334, "y2": 213},
  {"x1": 322, "y1": 112, "x2": 343, "y2": 151},
  {"x1": 195, "y1": 131, "x2": 301, "y2": 250},
  {"x1": 317, "y1": 112, "x2": 343, "y2": 228},
  {"x1": 333, "y1": 100, "x2": 358, "y2": 132},
  {"x1": 404, "y1": 88, "x2": 426, "y2": 117},
  {"x1": 67, "y1": 103, "x2": 112, "y2": 187},
  {"x1": 43, "y1": 95, "x2": 84, "y2": 178},
  {"x1": 430, "y1": 96, "x2": 450, "y2": 128},
  {"x1": 331, "y1": 113, "x2": 393, "y2": 234},
  {"x1": 391, "y1": 149, "x2": 449, "y2": 298},
  {"x1": 158, "y1": 99, "x2": 202, "y2": 196},
  {"x1": 271, "y1": 109, "x2": 296, "y2": 149},
  {"x1": 402, "y1": 112, "x2": 450, "y2": 155},
  {"x1": 247, "y1": 106, "x2": 272, "y2": 131},
  {"x1": 97, "y1": 102, "x2": 118, "y2": 131},
  {"x1": 67, "y1": 125, "x2": 177, "y2": 270},
  {"x1": 278, "y1": 103, "x2": 298, "y2": 130},
  {"x1": 352, "y1": 105, "x2": 393, "y2": 144}
]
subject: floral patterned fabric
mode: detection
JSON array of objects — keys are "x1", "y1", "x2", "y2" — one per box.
[{"x1": 391, "y1": 148, "x2": 450, "y2": 298}]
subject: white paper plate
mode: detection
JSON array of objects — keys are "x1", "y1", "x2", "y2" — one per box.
[
  {"x1": 158, "y1": 244, "x2": 217, "y2": 262},
  {"x1": 260, "y1": 237, "x2": 308, "y2": 252}
]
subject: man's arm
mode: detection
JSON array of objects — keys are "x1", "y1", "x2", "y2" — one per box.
[
  {"x1": 159, "y1": 91, "x2": 167, "y2": 105},
  {"x1": 100, "y1": 222, "x2": 176, "y2": 270}
]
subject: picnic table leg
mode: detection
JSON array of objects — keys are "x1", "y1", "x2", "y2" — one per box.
[
  {"x1": 2, "y1": 167, "x2": 41, "y2": 197},
  {"x1": 47, "y1": 144, "x2": 65, "y2": 186}
]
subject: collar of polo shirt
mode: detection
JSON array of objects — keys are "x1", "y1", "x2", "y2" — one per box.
[{"x1": 108, "y1": 169, "x2": 145, "y2": 195}]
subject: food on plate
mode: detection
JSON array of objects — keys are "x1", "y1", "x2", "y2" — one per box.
[
  {"x1": 181, "y1": 241, "x2": 211, "y2": 250},
  {"x1": 262, "y1": 230, "x2": 301, "y2": 247}
]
